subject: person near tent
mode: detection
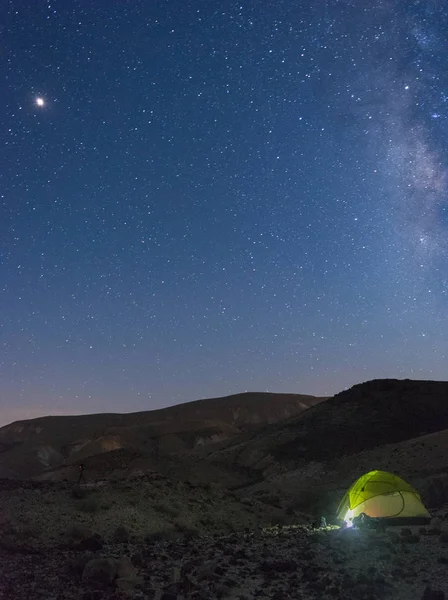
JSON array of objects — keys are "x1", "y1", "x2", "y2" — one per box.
[{"x1": 77, "y1": 463, "x2": 86, "y2": 484}]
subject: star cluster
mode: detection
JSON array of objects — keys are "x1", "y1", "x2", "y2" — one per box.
[{"x1": 1, "y1": 1, "x2": 447, "y2": 425}]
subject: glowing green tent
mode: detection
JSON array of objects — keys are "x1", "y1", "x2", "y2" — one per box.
[{"x1": 337, "y1": 470, "x2": 430, "y2": 525}]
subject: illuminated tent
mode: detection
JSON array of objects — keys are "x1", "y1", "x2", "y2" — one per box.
[{"x1": 337, "y1": 470, "x2": 431, "y2": 525}]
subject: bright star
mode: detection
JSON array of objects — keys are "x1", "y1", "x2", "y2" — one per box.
[{"x1": 35, "y1": 97, "x2": 45, "y2": 107}]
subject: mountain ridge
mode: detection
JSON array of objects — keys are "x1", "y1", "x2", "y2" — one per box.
[{"x1": 0, "y1": 390, "x2": 325, "y2": 479}]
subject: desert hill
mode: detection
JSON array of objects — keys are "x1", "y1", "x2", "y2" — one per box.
[
  {"x1": 0, "y1": 391, "x2": 324, "y2": 479},
  {"x1": 198, "y1": 378, "x2": 448, "y2": 473},
  {"x1": 194, "y1": 379, "x2": 448, "y2": 512}
]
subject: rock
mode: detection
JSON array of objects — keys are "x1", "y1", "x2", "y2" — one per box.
[
  {"x1": 422, "y1": 585, "x2": 445, "y2": 599},
  {"x1": 116, "y1": 555, "x2": 138, "y2": 578},
  {"x1": 68, "y1": 524, "x2": 95, "y2": 540},
  {"x1": 195, "y1": 560, "x2": 218, "y2": 581},
  {"x1": 77, "y1": 536, "x2": 103, "y2": 552},
  {"x1": 82, "y1": 592, "x2": 102, "y2": 600},
  {"x1": 430, "y1": 518, "x2": 443, "y2": 532},
  {"x1": 171, "y1": 565, "x2": 181, "y2": 583},
  {"x1": 160, "y1": 593, "x2": 182, "y2": 600},
  {"x1": 115, "y1": 576, "x2": 144, "y2": 592},
  {"x1": 112, "y1": 525, "x2": 130, "y2": 543},
  {"x1": 401, "y1": 528, "x2": 413, "y2": 537},
  {"x1": 131, "y1": 550, "x2": 145, "y2": 567},
  {"x1": 439, "y1": 532, "x2": 448, "y2": 544},
  {"x1": 82, "y1": 558, "x2": 117, "y2": 588},
  {"x1": 216, "y1": 583, "x2": 232, "y2": 598},
  {"x1": 428, "y1": 528, "x2": 441, "y2": 536},
  {"x1": 69, "y1": 551, "x2": 94, "y2": 576},
  {"x1": 402, "y1": 534, "x2": 420, "y2": 543},
  {"x1": 260, "y1": 559, "x2": 298, "y2": 573}
]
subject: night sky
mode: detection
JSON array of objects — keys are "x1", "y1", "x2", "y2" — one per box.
[{"x1": 1, "y1": 1, "x2": 447, "y2": 426}]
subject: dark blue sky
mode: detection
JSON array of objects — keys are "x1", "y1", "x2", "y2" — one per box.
[{"x1": 1, "y1": 0, "x2": 447, "y2": 425}]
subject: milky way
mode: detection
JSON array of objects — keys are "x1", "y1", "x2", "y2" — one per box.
[{"x1": 1, "y1": 1, "x2": 447, "y2": 425}]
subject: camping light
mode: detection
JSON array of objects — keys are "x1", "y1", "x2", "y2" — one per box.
[{"x1": 344, "y1": 509, "x2": 354, "y2": 527}]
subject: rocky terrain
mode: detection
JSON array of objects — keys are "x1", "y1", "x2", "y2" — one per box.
[
  {"x1": 2, "y1": 378, "x2": 448, "y2": 599},
  {"x1": 2, "y1": 490, "x2": 448, "y2": 599}
]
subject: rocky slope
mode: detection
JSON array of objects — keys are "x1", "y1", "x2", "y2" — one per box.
[
  {"x1": 196, "y1": 379, "x2": 448, "y2": 479},
  {"x1": 0, "y1": 391, "x2": 324, "y2": 479}
]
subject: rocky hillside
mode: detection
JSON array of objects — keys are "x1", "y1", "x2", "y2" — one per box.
[
  {"x1": 0, "y1": 391, "x2": 324, "y2": 479},
  {"x1": 190, "y1": 379, "x2": 448, "y2": 512},
  {"x1": 199, "y1": 379, "x2": 448, "y2": 476}
]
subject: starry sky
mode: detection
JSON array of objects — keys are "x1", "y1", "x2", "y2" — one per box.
[{"x1": 1, "y1": 1, "x2": 447, "y2": 426}]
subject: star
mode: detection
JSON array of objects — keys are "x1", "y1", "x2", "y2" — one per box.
[{"x1": 35, "y1": 97, "x2": 45, "y2": 107}]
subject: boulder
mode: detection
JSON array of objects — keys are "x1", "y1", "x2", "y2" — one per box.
[
  {"x1": 68, "y1": 524, "x2": 95, "y2": 540},
  {"x1": 116, "y1": 555, "x2": 139, "y2": 578},
  {"x1": 69, "y1": 551, "x2": 94, "y2": 576},
  {"x1": 430, "y1": 518, "x2": 443, "y2": 532},
  {"x1": 195, "y1": 560, "x2": 218, "y2": 581},
  {"x1": 422, "y1": 586, "x2": 445, "y2": 599},
  {"x1": 115, "y1": 576, "x2": 144, "y2": 592},
  {"x1": 260, "y1": 559, "x2": 298, "y2": 573},
  {"x1": 112, "y1": 525, "x2": 130, "y2": 543},
  {"x1": 77, "y1": 537, "x2": 103, "y2": 552},
  {"x1": 82, "y1": 558, "x2": 117, "y2": 588}
]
